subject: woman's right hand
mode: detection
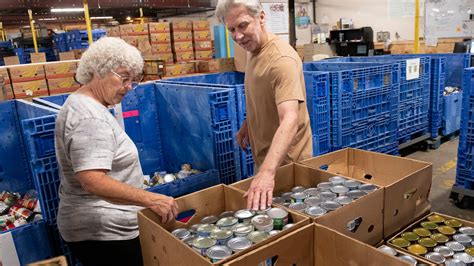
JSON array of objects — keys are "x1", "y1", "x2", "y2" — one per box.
[{"x1": 148, "y1": 194, "x2": 179, "y2": 223}]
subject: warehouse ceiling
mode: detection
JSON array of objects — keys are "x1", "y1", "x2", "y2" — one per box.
[{"x1": 0, "y1": 0, "x2": 215, "y2": 26}]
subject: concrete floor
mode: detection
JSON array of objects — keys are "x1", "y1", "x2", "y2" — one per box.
[{"x1": 404, "y1": 136, "x2": 474, "y2": 221}]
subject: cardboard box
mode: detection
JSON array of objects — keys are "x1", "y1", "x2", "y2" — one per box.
[
  {"x1": 231, "y1": 163, "x2": 385, "y2": 246},
  {"x1": 165, "y1": 62, "x2": 195, "y2": 76},
  {"x1": 194, "y1": 50, "x2": 213, "y2": 60},
  {"x1": 150, "y1": 33, "x2": 171, "y2": 43},
  {"x1": 193, "y1": 30, "x2": 211, "y2": 41},
  {"x1": 303, "y1": 43, "x2": 336, "y2": 62},
  {"x1": 233, "y1": 41, "x2": 247, "y2": 73},
  {"x1": 172, "y1": 30, "x2": 193, "y2": 41},
  {"x1": 73, "y1": 49, "x2": 86, "y2": 59},
  {"x1": 300, "y1": 148, "x2": 432, "y2": 238},
  {"x1": 106, "y1": 26, "x2": 121, "y2": 37},
  {"x1": 194, "y1": 40, "x2": 212, "y2": 50},
  {"x1": 172, "y1": 41, "x2": 194, "y2": 52},
  {"x1": 174, "y1": 51, "x2": 195, "y2": 62},
  {"x1": 148, "y1": 22, "x2": 170, "y2": 33},
  {"x1": 27, "y1": 255, "x2": 68, "y2": 266},
  {"x1": 30, "y1": 53, "x2": 46, "y2": 63},
  {"x1": 119, "y1": 24, "x2": 149, "y2": 36},
  {"x1": 171, "y1": 20, "x2": 193, "y2": 31},
  {"x1": 122, "y1": 35, "x2": 152, "y2": 56},
  {"x1": 151, "y1": 43, "x2": 172, "y2": 53},
  {"x1": 144, "y1": 60, "x2": 165, "y2": 76},
  {"x1": 8, "y1": 63, "x2": 46, "y2": 82},
  {"x1": 59, "y1": 51, "x2": 76, "y2": 61},
  {"x1": 192, "y1": 20, "x2": 210, "y2": 31},
  {"x1": 138, "y1": 184, "x2": 310, "y2": 265},
  {"x1": 12, "y1": 79, "x2": 48, "y2": 99},
  {"x1": 196, "y1": 58, "x2": 235, "y2": 73},
  {"x1": 0, "y1": 67, "x2": 13, "y2": 100},
  {"x1": 44, "y1": 61, "x2": 78, "y2": 78},
  {"x1": 147, "y1": 53, "x2": 174, "y2": 64},
  {"x1": 47, "y1": 76, "x2": 80, "y2": 94},
  {"x1": 4, "y1": 56, "x2": 20, "y2": 66}
]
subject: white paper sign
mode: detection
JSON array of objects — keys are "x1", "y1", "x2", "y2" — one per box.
[
  {"x1": 262, "y1": 2, "x2": 289, "y2": 34},
  {"x1": 406, "y1": 58, "x2": 420, "y2": 80},
  {"x1": 0, "y1": 232, "x2": 20, "y2": 266}
]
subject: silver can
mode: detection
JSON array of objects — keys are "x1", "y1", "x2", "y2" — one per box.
[
  {"x1": 197, "y1": 224, "x2": 217, "y2": 237},
  {"x1": 247, "y1": 231, "x2": 269, "y2": 244},
  {"x1": 317, "y1": 182, "x2": 333, "y2": 191},
  {"x1": 397, "y1": 255, "x2": 417, "y2": 265},
  {"x1": 171, "y1": 228, "x2": 191, "y2": 240},
  {"x1": 291, "y1": 186, "x2": 306, "y2": 193},
  {"x1": 434, "y1": 246, "x2": 454, "y2": 257},
  {"x1": 319, "y1": 191, "x2": 337, "y2": 201},
  {"x1": 305, "y1": 206, "x2": 327, "y2": 217},
  {"x1": 201, "y1": 215, "x2": 219, "y2": 224},
  {"x1": 321, "y1": 201, "x2": 342, "y2": 212},
  {"x1": 330, "y1": 185, "x2": 349, "y2": 196},
  {"x1": 453, "y1": 234, "x2": 473, "y2": 246},
  {"x1": 267, "y1": 208, "x2": 288, "y2": 230},
  {"x1": 329, "y1": 176, "x2": 347, "y2": 186},
  {"x1": 280, "y1": 192, "x2": 293, "y2": 202},
  {"x1": 282, "y1": 223, "x2": 295, "y2": 230},
  {"x1": 445, "y1": 259, "x2": 467, "y2": 266},
  {"x1": 272, "y1": 196, "x2": 285, "y2": 204},
  {"x1": 227, "y1": 236, "x2": 252, "y2": 253},
  {"x1": 290, "y1": 192, "x2": 308, "y2": 203},
  {"x1": 425, "y1": 252, "x2": 446, "y2": 264},
  {"x1": 347, "y1": 190, "x2": 368, "y2": 200},
  {"x1": 183, "y1": 235, "x2": 196, "y2": 246},
  {"x1": 192, "y1": 237, "x2": 217, "y2": 256},
  {"x1": 459, "y1": 226, "x2": 474, "y2": 236},
  {"x1": 234, "y1": 209, "x2": 256, "y2": 223},
  {"x1": 335, "y1": 196, "x2": 353, "y2": 205},
  {"x1": 219, "y1": 211, "x2": 235, "y2": 219},
  {"x1": 189, "y1": 223, "x2": 203, "y2": 234},
  {"x1": 206, "y1": 245, "x2": 232, "y2": 262},
  {"x1": 304, "y1": 188, "x2": 320, "y2": 197},
  {"x1": 377, "y1": 245, "x2": 397, "y2": 256},
  {"x1": 216, "y1": 217, "x2": 238, "y2": 230},
  {"x1": 304, "y1": 196, "x2": 324, "y2": 207},
  {"x1": 251, "y1": 215, "x2": 274, "y2": 232},
  {"x1": 453, "y1": 253, "x2": 474, "y2": 264},
  {"x1": 256, "y1": 207, "x2": 271, "y2": 215},
  {"x1": 210, "y1": 228, "x2": 233, "y2": 245},
  {"x1": 343, "y1": 180, "x2": 362, "y2": 191},
  {"x1": 446, "y1": 241, "x2": 466, "y2": 252},
  {"x1": 359, "y1": 183, "x2": 377, "y2": 193},
  {"x1": 232, "y1": 223, "x2": 254, "y2": 237},
  {"x1": 268, "y1": 230, "x2": 281, "y2": 236},
  {"x1": 289, "y1": 202, "x2": 308, "y2": 212}
]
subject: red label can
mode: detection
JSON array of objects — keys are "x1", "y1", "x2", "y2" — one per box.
[{"x1": 8, "y1": 205, "x2": 33, "y2": 220}]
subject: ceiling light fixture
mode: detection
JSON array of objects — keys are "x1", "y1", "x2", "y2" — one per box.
[
  {"x1": 38, "y1": 18, "x2": 58, "y2": 21},
  {"x1": 90, "y1": 16, "x2": 113, "y2": 20},
  {"x1": 51, "y1": 8, "x2": 85, "y2": 13}
]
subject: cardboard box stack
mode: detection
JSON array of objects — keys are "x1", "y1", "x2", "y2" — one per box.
[
  {"x1": 196, "y1": 58, "x2": 235, "y2": 73},
  {"x1": 192, "y1": 21, "x2": 213, "y2": 60},
  {"x1": 171, "y1": 21, "x2": 195, "y2": 63},
  {"x1": 8, "y1": 62, "x2": 48, "y2": 99},
  {"x1": 44, "y1": 60, "x2": 80, "y2": 95},
  {"x1": 106, "y1": 26, "x2": 121, "y2": 37},
  {"x1": 0, "y1": 66, "x2": 13, "y2": 100},
  {"x1": 164, "y1": 62, "x2": 195, "y2": 77},
  {"x1": 143, "y1": 57, "x2": 166, "y2": 81},
  {"x1": 120, "y1": 24, "x2": 152, "y2": 56},
  {"x1": 149, "y1": 22, "x2": 173, "y2": 64}
]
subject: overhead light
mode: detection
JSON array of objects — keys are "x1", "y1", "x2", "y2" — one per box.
[
  {"x1": 39, "y1": 18, "x2": 58, "y2": 21},
  {"x1": 126, "y1": 16, "x2": 132, "y2": 21},
  {"x1": 51, "y1": 8, "x2": 84, "y2": 13},
  {"x1": 91, "y1": 16, "x2": 113, "y2": 20}
]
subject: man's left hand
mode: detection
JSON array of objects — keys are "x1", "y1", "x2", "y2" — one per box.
[{"x1": 244, "y1": 170, "x2": 275, "y2": 210}]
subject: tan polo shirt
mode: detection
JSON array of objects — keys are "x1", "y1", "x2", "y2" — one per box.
[{"x1": 245, "y1": 33, "x2": 313, "y2": 168}]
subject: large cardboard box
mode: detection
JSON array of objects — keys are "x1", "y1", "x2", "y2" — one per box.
[
  {"x1": 194, "y1": 40, "x2": 213, "y2": 50},
  {"x1": 303, "y1": 43, "x2": 336, "y2": 62},
  {"x1": 192, "y1": 21, "x2": 210, "y2": 31},
  {"x1": 106, "y1": 26, "x2": 121, "y2": 37},
  {"x1": 300, "y1": 148, "x2": 432, "y2": 238},
  {"x1": 165, "y1": 62, "x2": 195, "y2": 76},
  {"x1": 174, "y1": 51, "x2": 195, "y2": 62},
  {"x1": 44, "y1": 61, "x2": 78, "y2": 79},
  {"x1": 150, "y1": 43, "x2": 172, "y2": 53},
  {"x1": 148, "y1": 22, "x2": 170, "y2": 33},
  {"x1": 47, "y1": 76, "x2": 80, "y2": 94},
  {"x1": 196, "y1": 58, "x2": 235, "y2": 73},
  {"x1": 4, "y1": 56, "x2": 20, "y2": 66},
  {"x1": 12, "y1": 79, "x2": 48, "y2": 99},
  {"x1": 172, "y1": 41, "x2": 194, "y2": 52},
  {"x1": 0, "y1": 67, "x2": 13, "y2": 100},
  {"x1": 58, "y1": 51, "x2": 76, "y2": 61},
  {"x1": 119, "y1": 24, "x2": 148, "y2": 36},
  {"x1": 231, "y1": 163, "x2": 385, "y2": 246},
  {"x1": 138, "y1": 184, "x2": 310, "y2": 265},
  {"x1": 8, "y1": 63, "x2": 46, "y2": 82},
  {"x1": 148, "y1": 52, "x2": 174, "y2": 64},
  {"x1": 195, "y1": 50, "x2": 213, "y2": 60},
  {"x1": 172, "y1": 30, "x2": 193, "y2": 42},
  {"x1": 171, "y1": 20, "x2": 193, "y2": 31},
  {"x1": 73, "y1": 49, "x2": 86, "y2": 59},
  {"x1": 30, "y1": 52, "x2": 46, "y2": 63},
  {"x1": 193, "y1": 30, "x2": 211, "y2": 41},
  {"x1": 150, "y1": 32, "x2": 171, "y2": 43}
]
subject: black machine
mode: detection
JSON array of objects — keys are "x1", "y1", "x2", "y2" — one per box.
[{"x1": 329, "y1": 27, "x2": 374, "y2": 56}]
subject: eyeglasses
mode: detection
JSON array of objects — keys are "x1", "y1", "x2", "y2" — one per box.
[{"x1": 110, "y1": 70, "x2": 143, "y2": 89}]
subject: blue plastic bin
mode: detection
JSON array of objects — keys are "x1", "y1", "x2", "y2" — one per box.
[{"x1": 443, "y1": 92, "x2": 463, "y2": 136}]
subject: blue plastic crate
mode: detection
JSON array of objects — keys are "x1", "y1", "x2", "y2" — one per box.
[
  {"x1": 148, "y1": 169, "x2": 219, "y2": 197},
  {"x1": 443, "y1": 92, "x2": 462, "y2": 135}
]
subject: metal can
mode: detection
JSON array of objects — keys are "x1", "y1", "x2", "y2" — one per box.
[
  {"x1": 459, "y1": 226, "x2": 474, "y2": 236},
  {"x1": 418, "y1": 237, "x2": 437, "y2": 248},
  {"x1": 289, "y1": 202, "x2": 308, "y2": 212},
  {"x1": 398, "y1": 255, "x2": 417, "y2": 265},
  {"x1": 421, "y1": 221, "x2": 438, "y2": 230},
  {"x1": 266, "y1": 208, "x2": 288, "y2": 230},
  {"x1": 391, "y1": 237, "x2": 411, "y2": 248},
  {"x1": 16, "y1": 198, "x2": 37, "y2": 211},
  {"x1": 377, "y1": 245, "x2": 397, "y2": 256},
  {"x1": 210, "y1": 228, "x2": 233, "y2": 245},
  {"x1": 182, "y1": 235, "x2": 196, "y2": 246},
  {"x1": 343, "y1": 180, "x2": 362, "y2": 191},
  {"x1": 453, "y1": 253, "x2": 474, "y2": 264},
  {"x1": 305, "y1": 206, "x2": 327, "y2": 217},
  {"x1": 232, "y1": 223, "x2": 254, "y2": 237},
  {"x1": 201, "y1": 215, "x2": 219, "y2": 224},
  {"x1": 401, "y1": 232, "x2": 420, "y2": 242},
  {"x1": 438, "y1": 225, "x2": 456, "y2": 235},
  {"x1": 290, "y1": 192, "x2": 308, "y2": 203},
  {"x1": 445, "y1": 219, "x2": 463, "y2": 228},
  {"x1": 197, "y1": 224, "x2": 217, "y2": 237},
  {"x1": 191, "y1": 237, "x2": 217, "y2": 256},
  {"x1": 431, "y1": 233, "x2": 450, "y2": 243},
  {"x1": 320, "y1": 201, "x2": 342, "y2": 212},
  {"x1": 189, "y1": 223, "x2": 202, "y2": 234},
  {"x1": 219, "y1": 211, "x2": 235, "y2": 219},
  {"x1": 413, "y1": 227, "x2": 432, "y2": 237},
  {"x1": 347, "y1": 190, "x2": 368, "y2": 200},
  {"x1": 247, "y1": 231, "x2": 269, "y2": 244},
  {"x1": 434, "y1": 246, "x2": 454, "y2": 257},
  {"x1": 425, "y1": 252, "x2": 446, "y2": 264},
  {"x1": 330, "y1": 185, "x2": 349, "y2": 196},
  {"x1": 445, "y1": 259, "x2": 467, "y2": 266},
  {"x1": 272, "y1": 197, "x2": 285, "y2": 204},
  {"x1": 206, "y1": 245, "x2": 232, "y2": 262},
  {"x1": 317, "y1": 182, "x2": 333, "y2": 191},
  {"x1": 234, "y1": 209, "x2": 256, "y2": 223},
  {"x1": 8, "y1": 205, "x2": 33, "y2": 220},
  {"x1": 446, "y1": 241, "x2": 466, "y2": 252},
  {"x1": 408, "y1": 244, "x2": 428, "y2": 255},
  {"x1": 282, "y1": 223, "x2": 295, "y2": 230},
  {"x1": 171, "y1": 228, "x2": 191, "y2": 240},
  {"x1": 217, "y1": 217, "x2": 238, "y2": 230},
  {"x1": 466, "y1": 247, "x2": 474, "y2": 256},
  {"x1": 291, "y1": 186, "x2": 306, "y2": 193},
  {"x1": 251, "y1": 215, "x2": 274, "y2": 232},
  {"x1": 335, "y1": 196, "x2": 353, "y2": 205},
  {"x1": 329, "y1": 176, "x2": 347, "y2": 186},
  {"x1": 453, "y1": 234, "x2": 472, "y2": 246},
  {"x1": 280, "y1": 192, "x2": 293, "y2": 202},
  {"x1": 227, "y1": 236, "x2": 252, "y2": 253},
  {"x1": 256, "y1": 207, "x2": 271, "y2": 215},
  {"x1": 319, "y1": 191, "x2": 337, "y2": 201},
  {"x1": 0, "y1": 192, "x2": 18, "y2": 206},
  {"x1": 304, "y1": 196, "x2": 324, "y2": 207},
  {"x1": 427, "y1": 214, "x2": 445, "y2": 223},
  {"x1": 358, "y1": 183, "x2": 377, "y2": 193},
  {"x1": 268, "y1": 230, "x2": 280, "y2": 236},
  {"x1": 304, "y1": 188, "x2": 320, "y2": 197}
]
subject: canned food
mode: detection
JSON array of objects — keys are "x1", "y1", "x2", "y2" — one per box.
[
  {"x1": 317, "y1": 182, "x2": 333, "y2": 191},
  {"x1": 272, "y1": 197, "x2": 285, "y2": 204},
  {"x1": 453, "y1": 234, "x2": 472, "y2": 246},
  {"x1": 183, "y1": 235, "x2": 196, "y2": 246},
  {"x1": 171, "y1": 228, "x2": 191, "y2": 240},
  {"x1": 256, "y1": 207, "x2": 271, "y2": 215},
  {"x1": 0, "y1": 215, "x2": 15, "y2": 227},
  {"x1": 13, "y1": 217, "x2": 27, "y2": 227},
  {"x1": 210, "y1": 228, "x2": 233, "y2": 245},
  {"x1": 330, "y1": 185, "x2": 349, "y2": 196},
  {"x1": 319, "y1": 191, "x2": 337, "y2": 201},
  {"x1": 289, "y1": 202, "x2": 308, "y2": 212},
  {"x1": 0, "y1": 192, "x2": 18, "y2": 206},
  {"x1": 304, "y1": 196, "x2": 324, "y2": 207},
  {"x1": 8, "y1": 205, "x2": 33, "y2": 220},
  {"x1": 401, "y1": 232, "x2": 420, "y2": 242},
  {"x1": 425, "y1": 252, "x2": 446, "y2": 264},
  {"x1": 282, "y1": 223, "x2": 295, "y2": 230},
  {"x1": 227, "y1": 236, "x2": 252, "y2": 252},
  {"x1": 358, "y1": 183, "x2": 377, "y2": 193},
  {"x1": 280, "y1": 192, "x2": 293, "y2": 202},
  {"x1": 398, "y1": 254, "x2": 418, "y2": 265},
  {"x1": 438, "y1": 225, "x2": 456, "y2": 235},
  {"x1": 343, "y1": 180, "x2": 362, "y2": 191},
  {"x1": 427, "y1": 214, "x2": 445, "y2": 223},
  {"x1": 408, "y1": 244, "x2": 428, "y2": 255},
  {"x1": 421, "y1": 221, "x2": 438, "y2": 230},
  {"x1": 466, "y1": 247, "x2": 474, "y2": 256},
  {"x1": 431, "y1": 233, "x2": 450, "y2": 243},
  {"x1": 445, "y1": 219, "x2": 463, "y2": 228},
  {"x1": 320, "y1": 201, "x2": 342, "y2": 212},
  {"x1": 391, "y1": 237, "x2": 411, "y2": 248},
  {"x1": 304, "y1": 188, "x2": 320, "y2": 197},
  {"x1": 0, "y1": 202, "x2": 9, "y2": 215},
  {"x1": 251, "y1": 215, "x2": 274, "y2": 232},
  {"x1": 17, "y1": 198, "x2": 37, "y2": 210},
  {"x1": 334, "y1": 196, "x2": 353, "y2": 206},
  {"x1": 446, "y1": 241, "x2": 466, "y2": 252},
  {"x1": 290, "y1": 192, "x2": 308, "y2": 203},
  {"x1": 219, "y1": 211, "x2": 235, "y2": 219},
  {"x1": 206, "y1": 245, "x2": 232, "y2": 262},
  {"x1": 434, "y1": 246, "x2": 454, "y2": 257},
  {"x1": 190, "y1": 223, "x2": 203, "y2": 234},
  {"x1": 201, "y1": 215, "x2": 219, "y2": 224},
  {"x1": 192, "y1": 237, "x2": 217, "y2": 256},
  {"x1": 459, "y1": 226, "x2": 474, "y2": 236},
  {"x1": 453, "y1": 253, "x2": 474, "y2": 264},
  {"x1": 268, "y1": 230, "x2": 280, "y2": 236},
  {"x1": 217, "y1": 217, "x2": 238, "y2": 230},
  {"x1": 232, "y1": 223, "x2": 254, "y2": 237},
  {"x1": 329, "y1": 176, "x2": 347, "y2": 186},
  {"x1": 445, "y1": 259, "x2": 467, "y2": 266},
  {"x1": 346, "y1": 190, "x2": 368, "y2": 200},
  {"x1": 291, "y1": 186, "x2": 306, "y2": 193},
  {"x1": 247, "y1": 231, "x2": 269, "y2": 244},
  {"x1": 266, "y1": 208, "x2": 288, "y2": 230},
  {"x1": 418, "y1": 237, "x2": 437, "y2": 248},
  {"x1": 234, "y1": 209, "x2": 256, "y2": 223},
  {"x1": 377, "y1": 245, "x2": 397, "y2": 256},
  {"x1": 305, "y1": 206, "x2": 327, "y2": 217},
  {"x1": 197, "y1": 224, "x2": 217, "y2": 237},
  {"x1": 413, "y1": 227, "x2": 432, "y2": 237}
]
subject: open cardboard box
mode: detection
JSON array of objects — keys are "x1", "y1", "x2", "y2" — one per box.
[
  {"x1": 300, "y1": 148, "x2": 432, "y2": 238},
  {"x1": 387, "y1": 212, "x2": 474, "y2": 264},
  {"x1": 230, "y1": 163, "x2": 384, "y2": 246},
  {"x1": 138, "y1": 184, "x2": 310, "y2": 266}
]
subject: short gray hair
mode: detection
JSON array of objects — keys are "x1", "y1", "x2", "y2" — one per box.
[
  {"x1": 215, "y1": 0, "x2": 263, "y2": 23},
  {"x1": 76, "y1": 37, "x2": 144, "y2": 84}
]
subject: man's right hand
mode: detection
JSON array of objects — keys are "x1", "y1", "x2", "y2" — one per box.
[
  {"x1": 236, "y1": 121, "x2": 250, "y2": 151},
  {"x1": 148, "y1": 194, "x2": 179, "y2": 223}
]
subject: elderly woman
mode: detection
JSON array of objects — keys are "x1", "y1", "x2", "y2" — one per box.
[{"x1": 55, "y1": 37, "x2": 178, "y2": 266}]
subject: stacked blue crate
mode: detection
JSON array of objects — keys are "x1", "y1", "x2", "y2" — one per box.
[
  {"x1": 54, "y1": 29, "x2": 106, "y2": 52},
  {"x1": 14, "y1": 47, "x2": 57, "y2": 63},
  {"x1": 303, "y1": 62, "x2": 399, "y2": 155}
]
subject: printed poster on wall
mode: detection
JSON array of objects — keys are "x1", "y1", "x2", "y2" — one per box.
[
  {"x1": 296, "y1": 3, "x2": 311, "y2": 29},
  {"x1": 262, "y1": 2, "x2": 289, "y2": 34}
]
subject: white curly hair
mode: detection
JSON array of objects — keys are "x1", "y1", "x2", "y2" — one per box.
[
  {"x1": 215, "y1": 0, "x2": 263, "y2": 23},
  {"x1": 75, "y1": 37, "x2": 144, "y2": 84}
]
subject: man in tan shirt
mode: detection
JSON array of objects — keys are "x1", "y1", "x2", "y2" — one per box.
[{"x1": 216, "y1": 0, "x2": 313, "y2": 210}]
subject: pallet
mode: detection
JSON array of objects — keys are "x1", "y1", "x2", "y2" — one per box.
[
  {"x1": 398, "y1": 132, "x2": 431, "y2": 151},
  {"x1": 450, "y1": 185, "x2": 474, "y2": 209},
  {"x1": 428, "y1": 130, "x2": 460, "y2": 150}
]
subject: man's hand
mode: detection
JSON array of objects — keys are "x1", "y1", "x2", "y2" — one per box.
[
  {"x1": 236, "y1": 121, "x2": 249, "y2": 151},
  {"x1": 147, "y1": 194, "x2": 179, "y2": 223},
  {"x1": 244, "y1": 170, "x2": 275, "y2": 210}
]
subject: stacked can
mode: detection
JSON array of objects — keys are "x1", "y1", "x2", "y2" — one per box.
[
  {"x1": 0, "y1": 189, "x2": 41, "y2": 231},
  {"x1": 389, "y1": 214, "x2": 474, "y2": 264},
  {"x1": 170, "y1": 207, "x2": 294, "y2": 262},
  {"x1": 143, "y1": 163, "x2": 202, "y2": 188},
  {"x1": 272, "y1": 176, "x2": 377, "y2": 218}
]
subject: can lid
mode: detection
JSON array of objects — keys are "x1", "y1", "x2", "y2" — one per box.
[
  {"x1": 189, "y1": 223, "x2": 202, "y2": 234},
  {"x1": 434, "y1": 246, "x2": 454, "y2": 257},
  {"x1": 335, "y1": 196, "x2": 352, "y2": 205},
  {"x1": 206, "y1": 245, "x2": 232, "y2": 260},
  {"x1": 431, "y1": 233, "x2": 449, "y2": 243},
  {"x1": 280, "y1": 192, "x2": 292, "y2": 201},
  {"x1": 171, "y1": 228, "x2": 191, "y2": 239},
  {"x1": 305, "y1": 206, "x2": 326, "y2": 217},
  {"x1": 445, "y1": 259, "x2": 467, "y2": 266},
  {"x1": 359, "y1": 183, "x2": 377, "y2": 192},
  {"x1": 197, "y1": 223, "x2": 216, "y2": 233},
  {"x1": 227, "y1": 236, "x2": 252, "y2": 251},
  {"x1": 219, "y1": 211, "x2": 235, "y2": 219},
  {"x1": 304, "y1": 196, "x2": 324, "y2": 206},
  {"x1": 256, "y1": 207, "x2": 271, "y2": 215},
  {"x1": 329, "y1": 176, "x2": 347, "y2": 183},
  {"x1": 304, "y1": 188, "x2": 320, "y2": 197},
  {"x1": 453, "y1": 234, "x2": 472, "y2": 243},
  {"x1": 319, "y1": 191, "x2": 337, "y2": 200},
  {"x1": 217, "y1": 217, "x2": 238, "y2": 227},
  {"x1": 289, "y1": 202, "x2": 308, "y2": 211},
  {"x1": 267, "y1": 208, "x2": 288, "y2": 219},
  {"x1": 445, "y1": 219, "x2": 463, "y2": 228},
  {"x1": 377, "y1": 245, "x2": 397, "y2": 256},
  {"x1": 330, "y1": 185, "x2": 349, "y2": 194},
  {"x1": 459, "y1": 226, "x2": 474, "y2": 236},
  {"x1": 183, "y1": 235, "x2": 196, "y2": 246},
  {"x1": 291, "y1": 186, "x2": 306, "y2": 193},
  {"x1": 342, "y1": 180, "x2": 362, "y2": 188},
  {"x1": 438, "y1": 225, "x2": 457, "y2": 235},
  {"x1": 282, "y1": 223, "x2": 295, "y2": 230},
  {"x1": 291, "y1": 192, "x2": 308, "y2": 200},
  {"x1": 247, "y1": 231, "x2": 269, "y2": 243},
  {"x1": 234, "y1": 209, "x2": 256, "y2": 219},
  {"x1": 418, "y1": 237, "x2": 437, "y2": 248},
  {"x1": 446, "y1": 241, "x2": 466, "y2": 252},
  {"x1": 210, "y1": 228, "x2": 233, "y2": 240},
  {"x1": 317, "y1": 182, "x2": 332, "y2": 189},
  {"x1": 320, "y1": 201, "x2": 342, "y2": 211},
  {"x1": 232, "y1": 223, "x2": 254, "y2": 234},
  {"x1": 347, "y1": 190, "x2": 368, "y2": 200},
  {"x1": 425, "y1": 252, "x2": 446, "y2": 264},
  {"x1": 251, "y1": 215, "x2": 273, "y2": 228},
  {"x1": 192, "y1": 236, "x2": 217, "y2": 249},
  {"x1": 201, "y1": 215, "x2": 219, "y2": 224},
  {"x1": 453, "y1": 253, "x2": 474, "y2": 264},
  {"x1": 268, "y1": 230, "x2": 281, "y2": 236},
  {"x1": 397, "y1": 255, "x2": 417, "y2": 265}
]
